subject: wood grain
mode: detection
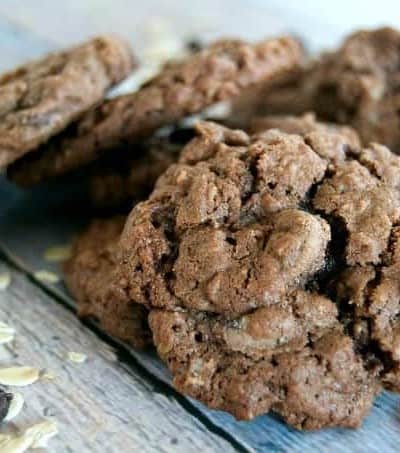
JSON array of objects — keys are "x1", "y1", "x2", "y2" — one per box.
[
  {"x1": 1, "y1": 2, "x2": 400, "y2": 452},
  {"x1": 0, "y1": 261, "x2": 235, "y2": 453},
  {"x1": 2, "y1": 178, "x2": 400, "y2": 452}
]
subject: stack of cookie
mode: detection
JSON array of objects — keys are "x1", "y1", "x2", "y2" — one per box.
[
  {"x1": 5, "y1": 35, "x2": 303, "y2": 203},
  {"x1": 234, "y1": 27, "x2": 400, "y2": 153},
  {"x1": 5, "y1": 28, "x2": 400, "y2": 431}
]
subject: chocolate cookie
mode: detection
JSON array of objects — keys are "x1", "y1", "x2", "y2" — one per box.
[
  {"x1": 327, "y1": 144, "x2": 400, "y2": 391},
  {"x1": 89, "y1": 128, "x2": 195, "y2": 208},
  {"x1": 225, "y1": 67, "x2": 306, "y2": 128},
  {"x1": 254, "y1": 28, "x2": 400, "y2": 153},
  {"x1": 0, "y1": 35, "x2": 135, "y2": 168},
  {"x1": 307, "y1": 27, "x2": 400, "y2": 151},
  {"x1": 117, "y1": 120, "x2": 400, "y2": 428},
  {"x1": 250, "y1": 112, "x2": 361, "y2": 163},
  {"x1": 9, "y1": 36, "x2": 303, "y2": 186},
  {"x1": 90, "y1": 114, "x2": 358, "y2": 210},
  {"x1": 64, "y1": 217, "x2": 151, "y2": 348},
  {"x1": 118, "y1": 119, "x2": 365, "y2": 316},
  {"x1": 149, "y1": 298, "x2": 378, "y2": 429}
]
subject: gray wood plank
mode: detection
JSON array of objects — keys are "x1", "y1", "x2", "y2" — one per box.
[
  {"x1": 1, "y1": 3, "x2": 400, "y2": 451},
  {"x1": 2, "y1": 178, "x2": 400, "y2": 453},
  {"x1": 0, "y1": 260, "x2": 235, "y2": 453}
]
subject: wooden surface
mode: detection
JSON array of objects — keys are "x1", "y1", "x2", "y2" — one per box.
[
  {"x1": 0, "y1": 262, "x2": 235, "y2": 453},
  {"x1": 1, "y1": 2, "x2": 400, "y2": 452}
]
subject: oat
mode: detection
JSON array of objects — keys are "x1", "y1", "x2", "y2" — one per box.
[
  {"x1": 202, "y1": 101, "x2": 232, "y2": 119},
  {"x1": 0, "y1": 273, "x2": 11, "y2": 291},
  {"x1": 0, "y1": 322, "x2": 15, "y2": 345},
  {"x1": 4, "y1": 392, "x2": 24, "y2": 422},
  {"x1": 109, "y1": 65, "x2": 159, "y2": 97},
  {"x1": 143, "y1": 38, "x2": 186, "y2": 65},
  {"x1": 40, "y1": 370, "x2": 56, "y2": 381},
  {"x1": 29, "y1": 420, "x2": 58, "y2": 448},
  {"x1": 0, "y1": 367, "x2": 40, "y2": 386},
  {"x1": 43, "y1": 245, "x2": 71, "y2": 262},
  {"x1": 0, "y1": 420, "x2": 58, "y2": 452},
  {"x1": 66, "y1": 352, "x2": 87, "y2": 364},
  {"x1": 33, "y1": 270, "x2": 60, "y2": 284}
]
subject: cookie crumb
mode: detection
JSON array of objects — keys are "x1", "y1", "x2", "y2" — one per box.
[
  {"x1": 0, "y1": 366, "x2": 40, "y2": 386},
  {"x1": 0, "y1": 322, "x2": 15, "y2": 345},
  {"x1": 0, "y1": 420, "x2": 58, "y2": 451},
  {"x1": 4, "y1": 392, "x2": 24, "y2": 422},
  {"x1": 43, "y1": 245, "x2": 71, "y2": 262},
  {"x1": 0, "y1": 273, "x2": 11, "y2": 291},
  {"x1": 34, "y1": 270, "x2": 60, "y2": 284},
  {"x1": 66, "y1": 352, "x2": 87, "y2": 364}
]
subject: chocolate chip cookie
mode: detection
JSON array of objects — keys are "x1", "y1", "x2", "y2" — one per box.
[
  {"x1": 0, "y1": 35, "x2": 135, "y2": 168},
  {"x1": 64, "y1": 216, "x2": 151, "y2": 348},
  {"x1": 9, "y1": 36, "x2": 303, "y2": 186}
]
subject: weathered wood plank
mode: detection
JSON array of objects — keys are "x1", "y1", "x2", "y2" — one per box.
[
  {"x1": 0, "y1": 260, "x2": 236, "y2": 453},
  {"x1": 2, "y1": 178, "x2": 400, "y2": 452},
  {"x1": 1, "y1": 2, "x2": 400, "y2": 451}
]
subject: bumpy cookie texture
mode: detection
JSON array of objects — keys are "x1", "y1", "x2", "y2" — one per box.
[
  {"x1": 64, "y1": 217, "x2": 151, "y2": 348},
  {"x1": 337, "y1": 226, "x2": 400, "y2": 391},
  {"x1": 118, "y1": 119, "x2": 400, "y2": 428},
  {"x1": 314, "y1": 159, "x2": 400, "y2": 265},
  {"x1": 149, "y1": 298, "x2": 378, "y2": 428},
  {"x1": 9, "y1": 36, "x2": 303, "y2": 186},
  {"x1": 251, "y1": 112, "x2": 361, "y2": 164},
  {"x1": 312, "y1": 27, "x2": 400, "y2": 150},
  {"x1": 269, "y1": 28, "x2": 400, "y2": 153},
  {"x1": 0, "y1": 35, "x2": 135, "y2": 168},
  {"x1": 89, "y1": 128, "x2": 194, "y2": 208},
  {"x1": 119, "y1": 121, "x2": 338, "y2": 317}
]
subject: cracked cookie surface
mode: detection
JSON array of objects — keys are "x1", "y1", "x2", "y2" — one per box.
[
  {"x1": 119, "y1": 121, "x2": 338, "y2": 316},
  {"x1": 149, "y1": 300, "x2": 378, "y2": 429},
  {"x1": 335, "y1": 209, "x2": 400, "y2": 391},
  {"x1": 8, "y1": 36, "x2": 303, "y2": 186},
  {"x1": 117, "y1": 119, "x2": 400, "y2": 428},
  {"x1": 0, "y1": 35, "x2": 134, "y2": 168}
]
